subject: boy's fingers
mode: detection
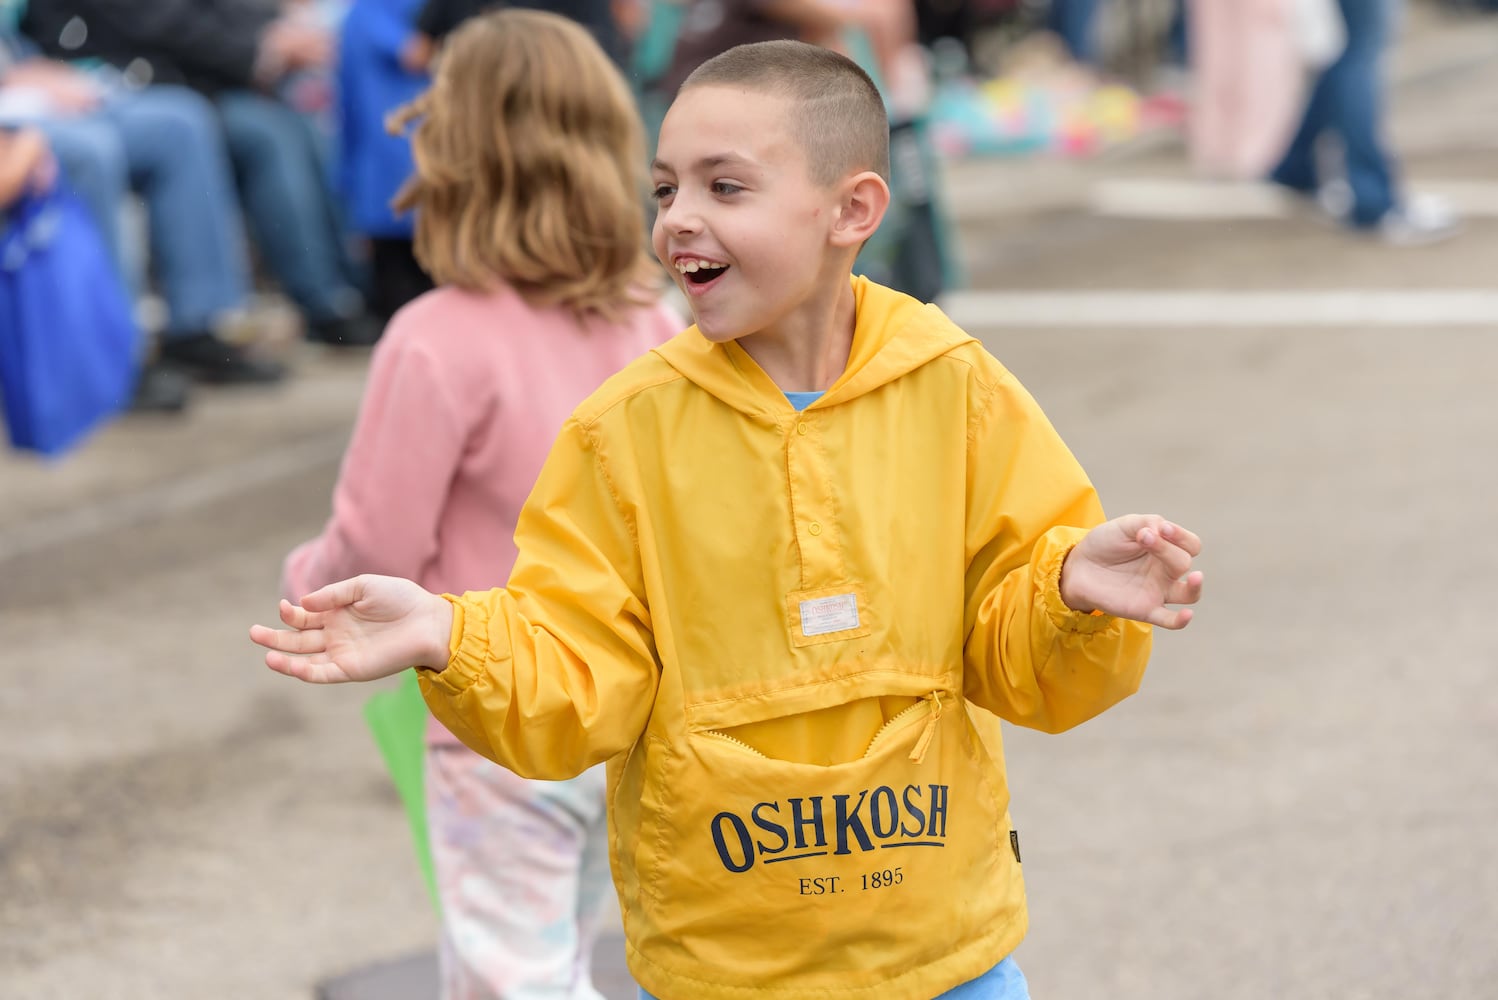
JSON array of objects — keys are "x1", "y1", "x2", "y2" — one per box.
[
  {"x1": 1165, "y1": 571, "x2": 1204, "y2": 607},
  {"x1": 1158, "y1": 521, "x2": 1202, "y2": 557},
  {"x1": 249, "y1": 623, "x2": 286, "y2": 648},
  {"x1": 1141, "y1": 533, "x2": 1194, "y2": 579},
  {"x1": 1146, "y1": 605, "x2": 1194, "y2": 631},
  {"x1": 299, "y1": 578, "x2": 364, "y2": 613},
  {"x1": 250, "y1": 623, "x2": 327, "y2": 655},
  {"x1": 278, "y1": 599, "x2": 318, "y2": 629},
  {"x1": 1114, "y1": 513, "x2": 1159, "y2": 542},
  {"x1": 264, "y1": 649, "x2": 303, "y2": 678},
  {"x1": 265, "y1": 650, "x2": 344, "y2": 684}
]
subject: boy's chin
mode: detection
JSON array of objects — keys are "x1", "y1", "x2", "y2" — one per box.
[{"x1": 691, "y1": 313, "x2": 754, "y2": 344}]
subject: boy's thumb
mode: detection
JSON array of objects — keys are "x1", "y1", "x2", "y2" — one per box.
[{"x1": 300, "y1": 576, "x2": 364, "y2": 612}]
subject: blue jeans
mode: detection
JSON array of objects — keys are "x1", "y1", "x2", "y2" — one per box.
[
  {"x1": 38, "y1": 86, "x2": 251, "y2": 338},
  {"x1": 216, "y1": 91, "x2": 362, "y2": 324},
  {"x1": 1270, "y1": 0, "x2": 1397, "y2": 227},
  {"x1": 639, "y1": 956, "x2": 1030, "y2": 1000},
  {"x1": 1048, "y1": 0, "x2": 1103, "y2": 65}
]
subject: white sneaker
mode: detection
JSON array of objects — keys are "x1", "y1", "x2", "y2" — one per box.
[{"x1": 1379, "y1": 193, "x2": 1462, "y2": 247}]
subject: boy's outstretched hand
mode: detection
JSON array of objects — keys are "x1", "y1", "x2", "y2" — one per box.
[
  {"x1": 1059, "y1": 514, "x2": 1203, "y2": 630},
  {"x1": 249, "y1": 575, "x2": 454, "y2": 684}
]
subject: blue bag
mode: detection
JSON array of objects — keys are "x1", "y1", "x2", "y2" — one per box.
[{"x1": 0, "y1": 186, "x2": 138, "y2": 457}]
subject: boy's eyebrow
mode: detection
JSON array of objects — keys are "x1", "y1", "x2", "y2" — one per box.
[{"x1": 650, "y1": 153, "x2": 760, "y2": 173}]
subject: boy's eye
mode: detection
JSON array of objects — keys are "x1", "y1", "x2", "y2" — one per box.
[
  {"x1": 711, "y1": 181, "x2": 743, "y2": 196},
  {"x1": 651, "y1": 184, "x2": 676, "y2": 201}
]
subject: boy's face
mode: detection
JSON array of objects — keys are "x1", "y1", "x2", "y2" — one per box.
[{"x1": 651, "y1": 86, "x2": 848, "y2": 344}]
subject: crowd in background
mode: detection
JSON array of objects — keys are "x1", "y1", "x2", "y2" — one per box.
[{"x1": 0, "y1": 0, "x2": 1490, "y2": 434}]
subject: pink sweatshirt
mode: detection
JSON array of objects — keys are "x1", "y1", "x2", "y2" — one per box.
[{"x1": 283, "y1": 284, "x2": 681, "y2": 744}]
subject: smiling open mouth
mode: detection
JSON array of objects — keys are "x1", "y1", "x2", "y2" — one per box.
[
  {"x1": 677, "y1": 260, "x2": 729, "y2": 286},
  {"x1": 686, "y1": 266, "x2": 726, "y2": 285}
]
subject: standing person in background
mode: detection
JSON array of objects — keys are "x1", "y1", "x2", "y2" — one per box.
[
  {"x1": 281, "y1": 11, "x2": 679, "y2": 998},
  {"x1": 1268, "y1": 0, "x2": 1459, "y2": 244},
  {"x1": 337, "y1": 0, "x2": 433, "y2": 323},
  {"x1": 1185, "y1": 0, "x2": 1304, "y2": 180},
  {"x1": 22, "y1": 0, "x2": 385, "y2": 345}
]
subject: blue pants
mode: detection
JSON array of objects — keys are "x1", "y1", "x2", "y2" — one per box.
[
  {"x1": 1270, "y1": 0, "x2": 1397, "y2": 227},
  {"x1": 640, "y1": 955, "x2": 1030, "y2": 1000},
  {"x1": 216, "y1": 91, "x2": 362, "y2": 324},
  {"x1": 1048, "y1": 0, "x2": 1103, "y2": 64},
  {"x1": 39, "y1": 86, "x2": 251, "y2": 339}
]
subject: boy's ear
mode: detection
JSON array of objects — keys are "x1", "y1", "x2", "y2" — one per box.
[{"x1": 829, "y1": 171, "x2": 891, "y2": 249}]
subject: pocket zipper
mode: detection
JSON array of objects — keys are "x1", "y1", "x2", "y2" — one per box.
[
  {"x1": 700, "y1": 730, "x2": 768, "y2": 757},
  {"x1": 704, "y1": 690, "x2": 946, "y2": 763},
  {"x1": 908, "y1": 691, "x2": 944, "y2": 764},
  {"x1": 864, "y1": 690, "x2": 945, "y2": 763}
]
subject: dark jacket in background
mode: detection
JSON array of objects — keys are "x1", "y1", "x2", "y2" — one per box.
[
  {"x1": 20, "y1": 0, "x2": 277, "y2": 95},
  {"x1": 416, "y1": 0, "x2": 627, "y2": 67}
]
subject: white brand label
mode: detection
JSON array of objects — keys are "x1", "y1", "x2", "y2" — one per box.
[{"x1": 799, "y1": 593, "x2": 860, "y2": 637}]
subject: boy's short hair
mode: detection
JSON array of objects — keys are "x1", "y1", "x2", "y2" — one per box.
[
  {"x1": 680, "y1": 41, "x2": 890, "y2": 186},
  {"x1": 388, "y1": 9, "x2": 656, "y2": 316}
]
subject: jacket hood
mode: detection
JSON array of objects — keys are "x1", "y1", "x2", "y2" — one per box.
[{"x1": 653, "y1": 276, "x2": 978, "y2": 416}]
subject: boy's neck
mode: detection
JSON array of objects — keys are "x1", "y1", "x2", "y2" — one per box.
[{"x1": 735, "y1": 273, "x2": 857, "y2": 393}]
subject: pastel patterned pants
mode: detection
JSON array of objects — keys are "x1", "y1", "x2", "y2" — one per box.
[{"x1": 427, "y1": 745, "x2": 612, "y2": 1000}]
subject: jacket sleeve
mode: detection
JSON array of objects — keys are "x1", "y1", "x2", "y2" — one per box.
[
  {"x1": 281, "y1": 319, "x2": 465, "y2": 601},
  {"x1": 961, "y1": 369, "x2": 1152, "y2": 734},
  {"x1": 46, "y1": 0, "x2": 262, "y2": 88},
  {"x1": 418, "y1": 417, "x2": 659, "y2": 779}
]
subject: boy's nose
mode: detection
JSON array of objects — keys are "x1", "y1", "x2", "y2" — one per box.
[{"x1": 659, "y1": 197, "x2": 701, "y2": 236}]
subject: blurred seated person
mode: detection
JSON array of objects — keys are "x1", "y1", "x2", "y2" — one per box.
[
  {"x1": 0, "y1": 128, "x2": 194, "y2": 412},
  {"x1": 22, "y1": 0, "x2": 381, "y2": 346},
  {"x1": 1, "y1": 30, "x2": 283, "y2": 389},
  {"x1": 0, "y1": 123, "x2": 51, "y2": 204}
]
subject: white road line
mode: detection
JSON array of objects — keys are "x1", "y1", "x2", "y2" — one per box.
[
  {"x1": 939, "y1": 290, "x2": 1498, "y2": 329},
  {"x1": 3, "y1": 285, "x2": 1493, "y2": 561},
  {"x1": 1090, "y1": 178, "x2": 1498, "y2": 220},
  {"x1": 0, "y1": 430, "x2": 349, "y2": 564}
]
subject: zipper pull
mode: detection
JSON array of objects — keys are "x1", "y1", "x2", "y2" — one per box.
[{"x1": 909, "y1": 691, "x2": 944, "y2": 763}]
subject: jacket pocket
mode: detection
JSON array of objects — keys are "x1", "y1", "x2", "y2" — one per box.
[
  {"x1": 696, "y1": 691, "x2": 938, "y2": 768},
  {"x1": 631, "y1": 695, "x2": 1015, "y2": 989}
]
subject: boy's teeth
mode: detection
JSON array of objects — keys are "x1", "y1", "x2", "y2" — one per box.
[{"x1": 676, "y1": 259, "x2": 725, "y2": 273}]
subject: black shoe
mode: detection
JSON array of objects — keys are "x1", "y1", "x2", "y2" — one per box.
[
  {"x1": 158, "y1": 334, "x2": 287, "y2": 385},
  {"x1": 130, "y1": 362, "x2": 192, "y2": 413},
  {"x1": 307, "y1": 313, "x2": 383, "y2": 348}
]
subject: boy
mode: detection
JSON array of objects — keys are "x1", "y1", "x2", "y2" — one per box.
[{"x1": 251, "y1": 41, "x2": 1203, "y2": 1000}]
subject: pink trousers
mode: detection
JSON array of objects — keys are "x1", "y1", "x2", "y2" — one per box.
[{"x1": 1187, "y1": 0, "x2": 1306, "y2": 179}]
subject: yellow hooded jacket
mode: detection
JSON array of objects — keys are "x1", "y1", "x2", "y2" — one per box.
[{"x1": 420, "y1": 277, "x2": 1153, "y2": 999}]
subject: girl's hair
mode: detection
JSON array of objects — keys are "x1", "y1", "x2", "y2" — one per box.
[{"x1": 388, "y1": 9, "x2": 657, "y2": 317}]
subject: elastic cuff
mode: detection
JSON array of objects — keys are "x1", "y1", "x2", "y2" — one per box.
[
  {"x1": 420, "y1": 593, "x2": 483, "y2": 696},
  {"x1": 1039, "y1": 536, "x2": 1117, "y2": 635}
]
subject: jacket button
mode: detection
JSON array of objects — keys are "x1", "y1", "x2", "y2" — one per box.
[
  {"x1": 808, "y1": 522, "x2": 822, "y2": 536},
  {"x1": 796, "y1": 422, "x2": 809, "y2": 435}
]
